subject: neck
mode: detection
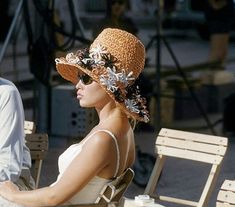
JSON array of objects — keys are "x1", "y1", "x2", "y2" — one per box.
[{"x1": 96, "y1": 102, "x2": 127, "y2": 124}]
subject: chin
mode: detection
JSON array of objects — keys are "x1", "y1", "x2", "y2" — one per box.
[
  {"x1": 79, "y1": 101, "x2": 93, "y2": 108},
  {"x1": 79, "y1": 102, "x2": 86, "y2": 107}
]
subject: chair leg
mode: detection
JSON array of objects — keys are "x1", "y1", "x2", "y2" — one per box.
[
  {"x1": 144, "y1": 155, "x2": 166, "y2": 195},
  {"x1": 198, "y1": 164, "x2": 221, "y2": 207},
  {"x1": 34, "y1": 160, "x2": 43, "y2": 188}
]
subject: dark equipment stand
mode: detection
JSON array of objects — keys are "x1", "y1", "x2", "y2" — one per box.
[{"x1": 149, "y1": 0, "x2": 216, "y2": 135}]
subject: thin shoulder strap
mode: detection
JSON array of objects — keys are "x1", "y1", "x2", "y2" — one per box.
[
  {"x1": 101, "y1": 130, "x2": 120, "y2": 178},
  {"x1": 82, "y1": 129, "x2": 120, "y2": 178}
]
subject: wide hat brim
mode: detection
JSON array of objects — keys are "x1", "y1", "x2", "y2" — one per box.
[{"x1": 56, "y1": 61, "x2": 148, "y2": 122}]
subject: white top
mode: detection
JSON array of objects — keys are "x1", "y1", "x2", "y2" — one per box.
[
  {"x1": 0, "y1": 78, "x2": 31, "y2": 182},
  {"x1": 52, "y1": 129, "x2": 120, "y2": 204}
]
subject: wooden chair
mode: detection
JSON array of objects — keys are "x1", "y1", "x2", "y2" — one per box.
[
  {"x1": 24, "y1": 120, "x2": 49, "y2": 188},
  {"x1": 96, "y1": 168, "x2": 134, "y2": 204},
  {"x1": 63, "y1": 168, "x2": 134, "y2": 207},
  {"x1": 25, "y1": 133, "x2": 49, "y2": 188},
  {"x1": 144, "y1": 128, "x2": 228, "y2": 207},
  {"x1": 217, "y1": 180, "x2": 235, "y2": 207}
]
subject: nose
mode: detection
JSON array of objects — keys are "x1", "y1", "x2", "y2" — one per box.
[{"x1": 75, "y1": 80, "x2": 82, "y2": 89}]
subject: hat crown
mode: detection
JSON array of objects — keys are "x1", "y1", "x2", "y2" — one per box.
[{"x1": 91, "y1": 28, "x2": 145, "y2": 79}]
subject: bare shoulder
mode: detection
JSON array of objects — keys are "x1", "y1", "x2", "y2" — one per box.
[{"x1": 82, "y1": 130, "x2": 117, "y2": 152}]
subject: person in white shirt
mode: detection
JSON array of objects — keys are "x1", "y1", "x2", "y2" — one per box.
[{"x1": 0, "y1": 77, "x2": 35, "y2": 191}]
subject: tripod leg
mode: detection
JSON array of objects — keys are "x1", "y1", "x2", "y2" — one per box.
[
  {"x1": 0, "y1": 0, "x2": 24, "y2": 65},
  {"x1": 146, "y1": 35, "x2": 157, "y2": 52},
  {"x1": 161, "y1": 35, "x2": 216, "y2": 135}
]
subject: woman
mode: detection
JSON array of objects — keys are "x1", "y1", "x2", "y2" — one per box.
[{"x1": 0, "y1": 28, "x2": 149, "y2": 206}]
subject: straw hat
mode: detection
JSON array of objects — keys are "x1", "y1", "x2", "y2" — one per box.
[{"x1": 55, "y1": 28, "x2": 149, "y2": 122}]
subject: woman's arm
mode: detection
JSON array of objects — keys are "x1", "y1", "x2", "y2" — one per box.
[{"x1": 0, "y1": 132, "x2": 115, "y2": 206}]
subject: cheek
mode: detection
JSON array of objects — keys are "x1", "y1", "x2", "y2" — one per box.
[{"x1": 79, "y1": 84, "x2": 109, "y2": 107}]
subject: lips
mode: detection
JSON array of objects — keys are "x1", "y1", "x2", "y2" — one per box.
[{"x1": 77, "y1": 92, "x2": 83, "y2": 99}]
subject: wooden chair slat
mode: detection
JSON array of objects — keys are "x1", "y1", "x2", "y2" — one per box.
[
  {"x1": 156, "y1": 145, "x2": 223, "y2": 164},
  {"x1": 25, "y1": 142, "x2": 48, "y2": 150},
  {"x1": 30, "y1": 151, "x2": 48, "y2": 159},
  {"x1": 158, "y1": 195, "x2": 198, "y2": 206},
  {"x1": 217, "y1": 191, "x2": 235, "y2": 204},
  {"x1": 222, "y1": 180, "x2": 235, "y2": 192},
  {"x1": 159, "y1": 128, "x2": 228, "y2": 146},
  {"x1": 25, "y1": 133, "x2": 48, "y2": 141},
  {"x1": 156, "y1": 136, "x2": 227, "y2": 156}
]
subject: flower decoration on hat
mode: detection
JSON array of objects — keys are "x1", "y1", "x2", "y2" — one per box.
[
  {"x1": 55, "y1": 43, "x2": 149, "y2": 122},
  {"x1": 118, "y1": 70, "x2": 135, "y2": 86},
  {"x1": 125, "y1": 99, "x2": 140, "y2": 114},
  {"x1": 90, "y1": 44, "x2": 107, "y2": 62},
  {"x1": 100, "y1": 67, "x2": 119, "y2": 93}
]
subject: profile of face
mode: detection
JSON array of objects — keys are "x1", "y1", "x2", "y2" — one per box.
[
  {"x1": 111, "y1": 0, "x2": 126, "y2": 17},
  {"x1": 75, "y1": 73, "x2": 112, "y2": 108}
]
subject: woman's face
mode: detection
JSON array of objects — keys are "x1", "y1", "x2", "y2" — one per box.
[{"x1": 75, "y1": 74, "x2": 111, "y2": 109}]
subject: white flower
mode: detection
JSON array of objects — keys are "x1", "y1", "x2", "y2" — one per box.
[
  {"x1": 100, "y1": 76, "x2": 118, "y2": 92},
  {"x1": 89, "y1": 44, "x2": 107, "y2": 62},
  {"x1": 125, "y1": 99, "x2": 140, "y2": 113},
  {"x1": 107, "y1": 67, "x2": 118, "y2": 81},
  {"x1": 66, "y1": 53, "x2": 80, "y2": 64},
  {"x1": 117, "y1": 70, "x2": 135, "y2": 86}
]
